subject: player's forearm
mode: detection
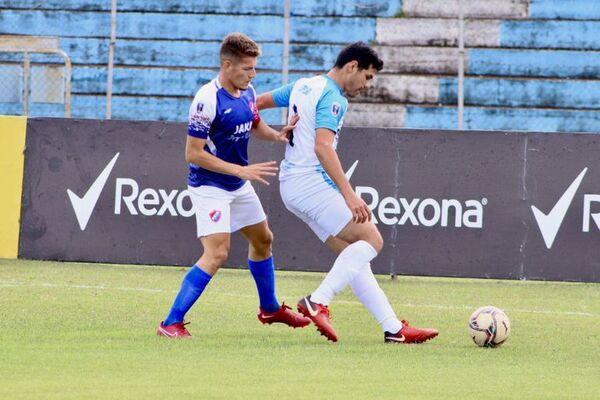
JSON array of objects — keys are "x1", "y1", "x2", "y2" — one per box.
[
  {"x1": 315, "y1": 145, "x2": 354, "y2": 197},
  {"x1": 256, "y1": 93, "x2": 277, "y2": 110},
  {"x1": 252, "y1": 122, "x2": 280, "y2": 142},
  {"x1": 187, "y1": 151, "x2": 242, "y2": 178}
]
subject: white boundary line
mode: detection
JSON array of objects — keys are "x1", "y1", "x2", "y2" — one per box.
[{"x1": 1, "y1": 281, "x2": 597, "y2": 318}]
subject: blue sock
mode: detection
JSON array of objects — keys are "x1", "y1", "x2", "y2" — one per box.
[
  {"x1": 248, "y1": 256, "x2": 280, "y2": 313},
  {"x1": 164, "y1": 265, "x2": 212, "y2": 326}
]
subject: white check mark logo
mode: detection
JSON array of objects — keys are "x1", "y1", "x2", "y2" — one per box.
[
  {"x1": 345, "y1": 160, "x2": 358, "y2": 180},
  {"x1": 67, "y1": 153, "x2": 120, "y2": 231},
  {"x1": 386, "y1": 334, "x2": 406, "y2": 343},
  {"x1": 304, "y1": 300, "x2": 319, "y2": 317},
  {"x1": 531, "y1": 168, "x2": 587, "y2": 249}
]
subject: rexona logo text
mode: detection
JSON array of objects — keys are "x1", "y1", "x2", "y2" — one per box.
[
  {"x1": 531, "y1": 167, "x2": 600, "y2": 249},
  {"x1": 347, "y1": 161, "x2": 486, "y2": 229},
  {"x1": 68, "y1": 153, "x2": 193, "y2": 231}
]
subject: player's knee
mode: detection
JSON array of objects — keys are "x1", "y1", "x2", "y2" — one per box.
[
  {"x1": 365, "y1": 228, "x2": 384, "y2": 253},
  {"x1": 370, "y1": 235, "x2": 384, "y2": 253},
  {"x1": 253, "y1": 229, "x2": 273, "y2": 252},
  {"x1": 212, "y1": 246, "x2": 230, "y2": 266}
]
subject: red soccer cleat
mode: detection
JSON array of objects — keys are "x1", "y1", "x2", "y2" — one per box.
[
  {"x1": 297, "y1": 296, "x2": 338, "y2": 342},
  {"x1": 384, "y1": 320, "x2": 438, "y2": 344},
  {"x1": 257, "y1": 303, "x2": 311, "y2": 328},
  {"x1": 156, "y1": 321, "x2": 192, "y2": 339}
]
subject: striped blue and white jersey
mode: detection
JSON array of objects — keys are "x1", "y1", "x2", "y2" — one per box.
[
  {"x1": 187, "y1": 77, "x2": 260, "y2": 191},
  {"x1": 271, "y1": 75, "x2": 348, "y2": 181}
]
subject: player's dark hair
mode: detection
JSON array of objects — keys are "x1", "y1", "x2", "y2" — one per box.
[
  {"x1": 334, "y1": 42, "x2": 383, "y2": 71},
  {"x1": 220, "y1": 32, "x2": 261, "y2": 62}
]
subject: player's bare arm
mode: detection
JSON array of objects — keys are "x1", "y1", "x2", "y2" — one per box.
[
  {"x1": 252, "y1": 114, "x2": 299, "y2": 143},
  {"x1": 256, "y1": 92, "x2": 277, "y2": 110},
  {"x1": 185, "y1": 135, "x2": 278, "y2": 185},
  {"x1": 314, "y1": 127, "x2": 371, "y2": 223}
]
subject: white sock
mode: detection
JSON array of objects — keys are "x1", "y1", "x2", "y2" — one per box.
[
  {"x1": 311, "y1": 240, "x2": 378, "y2": 306},
  {"x1": 350, "y1": 263, "x2": 403, "y2": 333}
]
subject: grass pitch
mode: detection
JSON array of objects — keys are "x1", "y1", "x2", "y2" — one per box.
[{"x1": 0, "y1": 259, "x2": 598, "y2": 399}]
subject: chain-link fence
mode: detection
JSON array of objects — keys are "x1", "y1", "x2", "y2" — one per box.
[{"x1": 0, "y1": 35, "x2": 71, "y2": 117}]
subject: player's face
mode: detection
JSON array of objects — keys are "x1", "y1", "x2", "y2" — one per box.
[
  {"x1": 346, "y1": 64, "x2": 378, "y2": 98},
  {"x1": 224, "y1": 56, "x2": 257, "y2": 90}
]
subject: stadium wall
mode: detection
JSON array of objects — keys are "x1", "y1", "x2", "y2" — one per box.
[
  {"x1": 15, "y1": 117, "x2": 600, "y2": 283},
  {"x1": 2, "y1": 0, "x2": 600, "y2": 132}
]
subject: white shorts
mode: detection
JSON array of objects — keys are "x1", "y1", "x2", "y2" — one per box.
[
  {"x1": 279, "y1": 173, "x2": 352, "y2": 242},
  {"x1": 188, "y1": 181, "x2": 266, "y2": 237}
]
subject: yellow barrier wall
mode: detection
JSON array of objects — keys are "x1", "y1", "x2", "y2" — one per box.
[{"x1": 0, "y1": 116, "x2": 27, "y2": 258}]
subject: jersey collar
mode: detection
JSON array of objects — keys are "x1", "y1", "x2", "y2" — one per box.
[{"x1": 324, "y1": 74, "x2": 344, "y2": 95}]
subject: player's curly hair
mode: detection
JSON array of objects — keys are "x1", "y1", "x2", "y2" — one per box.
[
  {"x1": 220, "y1": 32, "x2": 261, "y2": 62},
  {"x1": 334, "y1": 42, "x2": 384, "y2": 71}
]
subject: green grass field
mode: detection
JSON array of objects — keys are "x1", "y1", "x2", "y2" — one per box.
[{"x1": 1, "y1": 259, "x2": 598, "y2": 399}]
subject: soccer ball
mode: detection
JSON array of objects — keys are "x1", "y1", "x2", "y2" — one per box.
[{"x1": 468, "y1": 306, "x2": 510, "y2": 347}]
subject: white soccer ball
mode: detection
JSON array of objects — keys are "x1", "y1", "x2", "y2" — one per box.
[{"x1": 468, "y1": 306, "x2": 510, "y2": 347}]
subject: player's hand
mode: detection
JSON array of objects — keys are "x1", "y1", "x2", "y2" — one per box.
[
  {"x1": 237, "y1": 161, "x2": 278, "y2": 185},
  {"x1": 344, "y1": 192, "x2": 371, "y2": 224},
  {"x1": 278, "y1": 113, "x2": 299, "y2": 143}
]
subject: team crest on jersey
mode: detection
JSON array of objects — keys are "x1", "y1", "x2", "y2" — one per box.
[
  {"x1": 209, "y1": 209, "x2": 222, "y2": 222},
  {"x1": 331, "y1": 102, "x2": 341, "y2": 117},
  {"x1": 299, "y1": 85, "x2": 312, "y2": 95},
  {"x1": 249, "y1": 101, "x2": 257, "y2": 113}
]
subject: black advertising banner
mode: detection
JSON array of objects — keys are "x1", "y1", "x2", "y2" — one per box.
[{"x1": 19, "y1": 118, "x2": 600, "y2": 282}]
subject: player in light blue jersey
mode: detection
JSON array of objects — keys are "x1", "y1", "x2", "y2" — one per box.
[
  {"x1": 258, "y1": 42, "x2": 438, "y2": 343},
  {"x1": 157, "y1": 33, "x2": 310, "y2": 338}
]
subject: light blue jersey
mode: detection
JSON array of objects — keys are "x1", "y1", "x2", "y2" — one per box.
[{"x1": 271, "y1": 75, "x2": 348, "y2": 181}]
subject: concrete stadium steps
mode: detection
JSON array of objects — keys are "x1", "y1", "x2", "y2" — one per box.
[
  {"x1": 363, "y1": 75, "x2": 440, "y2": 104},
  {"x1": 7, "y1": 97, "x2": 599, "y2": 133},
  {"x1": 343, "y1": 103, "x2": 406, "y2": 128},
  {"x1": 69, "y1": 67, "x2": 303, "y2": 97},
  {"x1": 529, "y1": 0, "x2": 600, "y2": 20},
  {"x1": 401, "y1": 0, "x2": 600, "y2": 20},
  {"x1": 438, "y1": 77, "x2": 600, "y2": 109},
  {"x1": 377, "y1": 18, "x2": 500, "y2": 47},
  {"x1": 0, "y1": 0, "x2": 402, "y2": 17},
  {"x1": 346, "y1": 103, "x2": 600, "y2": 133},
  {"x1": 5, "y1": 0, "x2": 595, "y2": 21},
  {"x1": 0, "y1": 39, "x2": 341, "y2": 71},
  {"x1": 375, "y1": 46, "x2": 600, "y2": 79},
  {"x1": 1, "y1": 94, "x2": 281, "y2": 123},
  {"x1": 400, "y1": 0, "x2": 528, "y2": 19},
  {"x1": 363, "y1": 75, "x2": 600, "y2": 110},
  {"x1": 0, "y1": 10, "x2": 376, "y2": 43},
  {"x1": 2, "y1": 0, "x2": 599, "y2": 133},
  {"x1": 10, "y1": 62, "x2": 600, "y2": 111},
  {"x1": 404, "y1": 105, "x2": 600, "y2": 133},
  {"x1": 377, "y1": 18, "x2": 600, "y2": 50}
]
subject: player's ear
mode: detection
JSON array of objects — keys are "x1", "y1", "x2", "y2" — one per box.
[
  {"x1": 221, "y1": 58, "x2": 233, "y2": 70},
  {"x1": 345, "y1": 60, "x2": 359, "y2": 73}
]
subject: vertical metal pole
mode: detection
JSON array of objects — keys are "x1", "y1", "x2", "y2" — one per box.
[
  {"x1": 58, "y1": 50, "x2": 73, "y2": 117},
  {"x1": 106, "y1": 0, "x2": 117, "y2": 119},
  {"x1": 23, "y1": 52, "x2": 30, "y2": 116},
  {"x1": 281, "y1": 0, "x2": 290, "y2": 124},
  {"x1": 457, "y1": 0, "x2": 465, "y2": 130}
]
